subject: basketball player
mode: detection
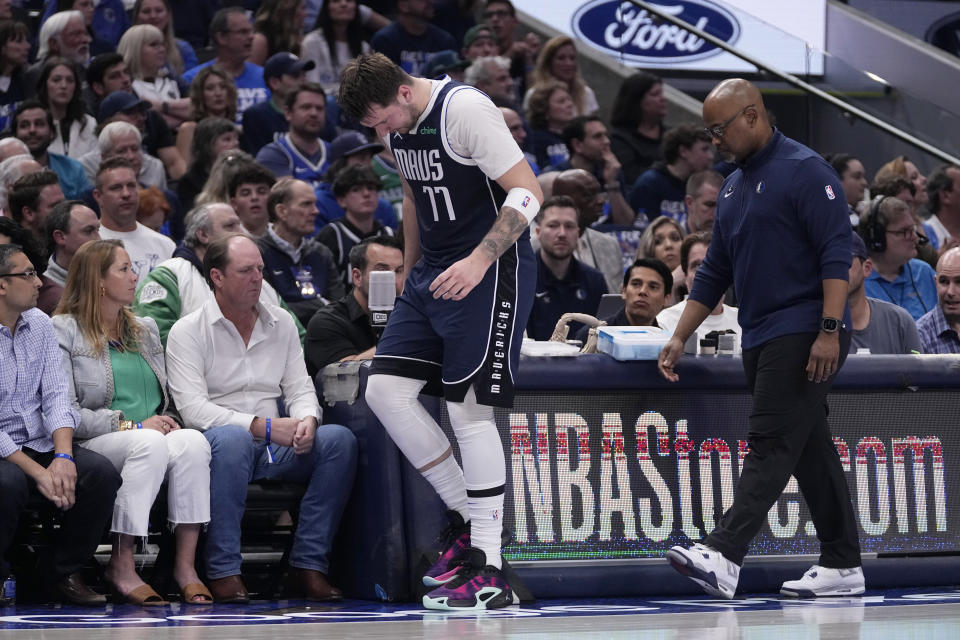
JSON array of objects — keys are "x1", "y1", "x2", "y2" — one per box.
[{"x1": 339, "y1": 53, "x2": 541, "y2": 610}]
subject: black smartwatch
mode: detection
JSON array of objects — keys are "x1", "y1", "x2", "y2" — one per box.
[{"x1": 820, "y1": 317, "x2": 843, "y2": 333}]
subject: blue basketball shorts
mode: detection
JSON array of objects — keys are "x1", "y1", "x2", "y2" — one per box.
[{"x1": 370, "y1": 242, "x2": 535, "y2": 407}]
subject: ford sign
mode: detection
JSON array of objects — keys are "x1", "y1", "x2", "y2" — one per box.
[{"x1": 572, "y1": 0, "x2": 740, "y2": 65}]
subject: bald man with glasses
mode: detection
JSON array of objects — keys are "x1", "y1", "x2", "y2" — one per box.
[{"x1": 658, "y1": 79, "x2": 863, "y2": 600}]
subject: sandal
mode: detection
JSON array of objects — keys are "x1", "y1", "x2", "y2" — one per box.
[
  {"x1": 181, "y1": 582, "x2": 214, "y2": 605},
  {"x1": 119, "y1": 583, "x2": 169, "y2": 606}
]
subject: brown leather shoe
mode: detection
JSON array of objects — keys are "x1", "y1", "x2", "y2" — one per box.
[
  {"x1": 52, "y1": 573, "x2": 107, "y2": 606},
  {"x1": 292, "y1": 568, "x2": 343, "y2": 601},
  {"x1": 207, "y1": 575, "x2": 250, "y2": 603}
]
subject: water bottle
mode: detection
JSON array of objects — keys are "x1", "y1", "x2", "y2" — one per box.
[{"x1": 1, "y1": 573, "x2": 15, "y2": 606}]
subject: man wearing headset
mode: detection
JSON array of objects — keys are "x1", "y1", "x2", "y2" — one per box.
[
  {"x1": 338, "y1": 53, "x2": 540, "y2": 611},
  {"x1": 858, "y1": 195, "x2": 937, "y2": 321}
]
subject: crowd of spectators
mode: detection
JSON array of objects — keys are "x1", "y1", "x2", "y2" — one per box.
[{"x1": 1, "y1": 0, "x2": 959, "y2": 609}]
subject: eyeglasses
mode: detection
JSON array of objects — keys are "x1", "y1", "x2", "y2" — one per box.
[
  {"x1": 0, "y1": 269, "x2": 38, "y2": 280},
  {"x1": 886, "y1": 225, "x2": 918, "y2": 239},
  {"x1": 223, "y1": 27, "x2": 253, "y2": 36},
  {"x1": 703, "y1": 104, "x2": 754, "y2": 139},
  {"x1": 482, "y1": 9, "x2": 512, "y2": 18}
]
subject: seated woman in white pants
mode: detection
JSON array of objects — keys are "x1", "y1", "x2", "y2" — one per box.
[{"x1": 53, "y1": 238, "x2": 212, "y2": 605}]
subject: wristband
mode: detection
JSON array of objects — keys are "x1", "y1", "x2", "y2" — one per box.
[
  {"x1": 503, "y1": 187, "x2": 540, "y2": 223},
  {"x1": 604, "y1": 181, "x2": 621, "y2": 192},
  {"x1": 264, "y1": 418, "x2": 275, "y2": 463},
  {"x1": 54, "y1": 452, "x2": 74, "y2": 463},
  {"x1": 136, "y1": 422, "x2": 143, "y2": 430}
]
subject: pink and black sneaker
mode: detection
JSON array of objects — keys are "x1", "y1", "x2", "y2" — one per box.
[
  {"x1": 422, "y1": 548, "x2": 517, "y2": 611},
  {"x1": 422, "y1": 510, "x2": 471, "y2": 587}
]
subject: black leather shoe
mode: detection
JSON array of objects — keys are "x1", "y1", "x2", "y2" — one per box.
[{"x1": 52, "y1": 573, "x2": 107, "y2": 606}]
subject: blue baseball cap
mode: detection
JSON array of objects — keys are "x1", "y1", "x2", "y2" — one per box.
[
  {"x1": 329, "y1": 131, "x2": 384, "y2": 162},
  {"x1": 264, "y1": 52, "x2": 316, "y2": 81},
  {"x1": 98, "y1": 91, "x2": 151, "y2": 121}
]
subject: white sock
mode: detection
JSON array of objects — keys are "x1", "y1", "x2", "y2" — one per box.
[
  {"x1": 467, "y1": 493, "x2": 504, "y2": 569},
  {"x1": 366, "y1": 374, "x2": 468, "y2": 515},
  {"x1": 421, "y1": 456, "x2": 469, "y2": 522},
  {"x1": 446, "y1": 387, "x2": 505, "y2": 569}
]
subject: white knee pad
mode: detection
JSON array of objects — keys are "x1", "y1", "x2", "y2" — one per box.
[
  {"x1": 446, "y1": 387, "x2": 503, "y2": 489},
  {"x1": 446, "y1": 386, "x2": 494, "y2": 440},
  {"x1": 365, "y1": 374, "x2": 451, "y2": 469}
]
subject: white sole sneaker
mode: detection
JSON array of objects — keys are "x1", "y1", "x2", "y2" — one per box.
[
  {"x1": 666, "y1": 545, "x2": 738, "y2": 600},
  {"x1": 780, "y1": 566, "x2": 865, "y2": 598}
]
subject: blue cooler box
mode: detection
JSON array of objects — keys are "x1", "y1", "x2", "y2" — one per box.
[{"x1": 596, "y1": 326, "x2": 671, "y2": 360}]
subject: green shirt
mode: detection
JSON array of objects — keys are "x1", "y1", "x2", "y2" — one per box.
[{"x1": 108, "y1": 346, "x2": 163, "y2": 423}]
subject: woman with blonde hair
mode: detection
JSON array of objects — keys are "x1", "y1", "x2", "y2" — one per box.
[
  {"x1": 250, "y1": 0, "x2": 307, "y2": 65},
  {"x1": 52, "y1": 239, "x2": 213, "y2": 605},
  {"x1": 195, "y1": 149, "x2": 256, "y2": 206},
  {"x1": 636, "y1": 215, "x2": 685, "y2": 273},
  {"x1": 117, "y1": 24, "x2": 192, "y2": 128},
  {"x1": 132, "y1": 0, "x2": 197, "y2": 77},
  {"x1": 176, "y1": 67, "x2": 238, "y2": 167},
  {"x1": 525, "y1": 35, "x2": 598, "y2": 117},
  {"x1": 874, "y1": 155, "x2": 929, "y2": 209}
]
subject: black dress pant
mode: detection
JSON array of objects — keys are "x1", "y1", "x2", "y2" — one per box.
[
  {"x1": 0, "y1": 447, "x2": 121, "y2": 581},
  {"x1": 704, "y1": 331, "x2": 861, "y2": 568}
]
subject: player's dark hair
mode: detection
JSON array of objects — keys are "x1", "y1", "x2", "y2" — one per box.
[{"x1": 338, "y1": 53, "x2": 414, "y2": 123}]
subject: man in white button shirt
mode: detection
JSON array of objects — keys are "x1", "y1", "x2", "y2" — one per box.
[{"x1": 165, "y1": 233, "x2": 357, "y2": 604}]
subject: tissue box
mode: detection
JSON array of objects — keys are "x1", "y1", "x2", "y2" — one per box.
[{"x1": 596, "y1": 326, "x2": 671, "y2": 360}]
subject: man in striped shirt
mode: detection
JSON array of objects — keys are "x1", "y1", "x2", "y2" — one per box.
[
  {"x1": 917, "y1": 247, "x2": 960, "y2": 353},
  {"x1": 0, "y1": 243, "x2": 120, "y2": 605}
]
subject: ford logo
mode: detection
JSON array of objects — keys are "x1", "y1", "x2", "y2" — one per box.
[{"x1": 572, "y1": 0, "x2": 740, "y2": 64}]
